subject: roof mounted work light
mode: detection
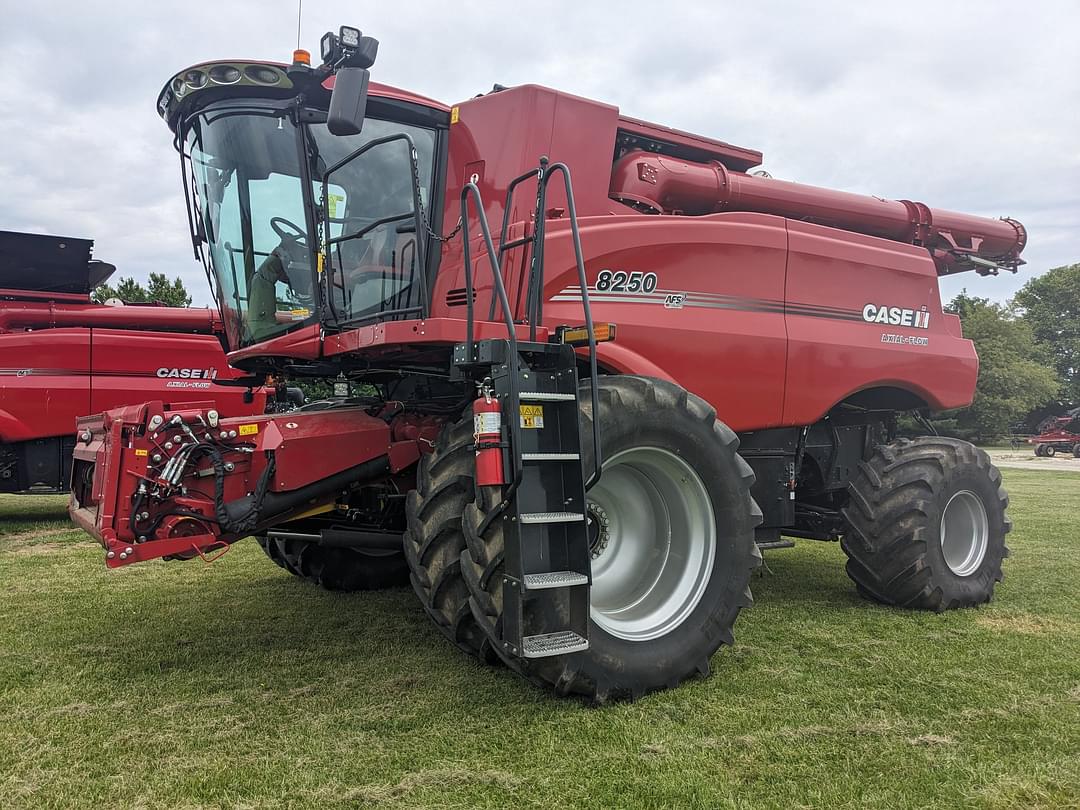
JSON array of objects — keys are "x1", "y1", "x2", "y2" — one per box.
[
  {"x1": 320, "y1": 26, "x2": 380, "y2": 136},
  {"x1": 319, "y1": 26, "x2": 378, "y2": 70}
]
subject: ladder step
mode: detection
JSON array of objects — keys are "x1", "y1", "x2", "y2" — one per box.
[
  {"x1": 519, "y1": 392, "x2": 575, "y2": 401},
  {"x1": 521, "y1": 452, "x2": 580, "y2": 462},
  {"x1": 519, "y1": 511, "x2": 585, "y2": 524},
  {"x1": 521, "y1": 630, "x2": 589, "y2": 658},
  {"x1": 523, "y1": 571, "x2": 589, "y2": 590}
]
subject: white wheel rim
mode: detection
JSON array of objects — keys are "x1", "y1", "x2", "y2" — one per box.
[
  {"x1": 585, "y1": 447, "x2": 715, "y2": 641},
  {"x1": 940, "y1": 489, "x2": 989, "y2": 577}
]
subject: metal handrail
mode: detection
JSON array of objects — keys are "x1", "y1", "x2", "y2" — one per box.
[{"x1": 494, "y1": 158, "x2": 603, "y2": 488}]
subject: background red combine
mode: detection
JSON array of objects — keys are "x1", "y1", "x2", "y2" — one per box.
[
  {"x1": 70, "y1": 26, "x2": 1022, "y2": 702},
  {"x1": 1027, "y1": 411, "x2": 1080, "y2": 457},
  {"x1": 0, "y1": 230, "x2": 269, "y2": 495}
]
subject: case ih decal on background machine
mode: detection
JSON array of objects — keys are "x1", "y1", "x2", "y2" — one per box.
[
  {"x1": 0, "y1": 229, "x2": 271, "y2": 495},
  {"x1": 71, "y1": 26, "x2": 1022, "y2": 702}
]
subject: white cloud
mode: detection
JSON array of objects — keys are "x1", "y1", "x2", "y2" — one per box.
[{"x1": 1, "y1": 0, "x2": 1077, "y2": 306}]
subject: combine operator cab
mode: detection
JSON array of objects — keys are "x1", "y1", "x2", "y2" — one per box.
[
  {"x1": 73, "y1": 24, "x2": 1021, "y2": 704},
  {"x1": 165, "y1": 42, "x2": 439, "y2": 352}
]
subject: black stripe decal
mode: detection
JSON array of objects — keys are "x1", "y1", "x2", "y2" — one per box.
[{"x1": 551, "y1": 288, "x2": 866, "y2": 322}]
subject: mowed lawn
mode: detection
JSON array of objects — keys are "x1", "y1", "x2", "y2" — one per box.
[{"x1": 1, "y1": 469, "x2": 1078, "y2": 809}]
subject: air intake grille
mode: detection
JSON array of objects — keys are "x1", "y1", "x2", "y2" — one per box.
[{"x1": 445, "y1": 287, "x2": 477, "y2": 308}]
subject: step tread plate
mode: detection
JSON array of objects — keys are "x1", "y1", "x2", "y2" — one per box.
[
  {"x1": 521, "y1": 630, "x2": 589, "y2": 658},
  {"x1": 521, "y1": 452, "x2": 580, "y2": 461},
  {"x1": 519, "y1": 511, "x2": 585, "y2": 524},
  {"x1": 519, "y1": 392, "x2": 575, "y2": 401},
  {"x1": 523, "y1": 571, "x2": 589, "y2": 590}
]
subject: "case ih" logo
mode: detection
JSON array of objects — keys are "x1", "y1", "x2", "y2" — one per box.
[
  {"x1": 862, "y1": 304, "x2": 930, "y2": 329},
  {"x1": 156, "y1": 367, "x2": 219, "y2": 379}
]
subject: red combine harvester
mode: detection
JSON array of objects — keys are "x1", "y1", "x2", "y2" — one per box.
[
  {"x1": 0, "y1": 230, "x2": 267, "y2": 494},
  {"x1": 1029, "y1": 412, "x2": 1080, "y2": 457},
  {"x1": 71, "y1": 27, "x2": 1022, "y2": 702}
]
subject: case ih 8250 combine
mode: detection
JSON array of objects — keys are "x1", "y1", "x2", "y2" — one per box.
[{"x1": 70, "y1": 27, "x2": 1023, "y2": 702}]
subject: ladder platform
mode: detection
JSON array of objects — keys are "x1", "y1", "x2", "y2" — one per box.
[
  {"x1": 522, "y1": 630, "x2": 589, "y2": 658},
  {"x1": 519, "y1": 391, "x2": 575, "y2": 401},
  {"x1": 523, "y1": 571, "x2": 588, "y2": 590},
  {"x1": 521, "y1": 452, "x2": 580, "y2": 462},
  {"x1": 519, "y1": 511, "x2": 585, "y2": 524}
]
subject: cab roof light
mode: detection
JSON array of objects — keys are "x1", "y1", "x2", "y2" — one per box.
[{"x1": 319, "y1": 25, "x2": 378, "y2": 70}]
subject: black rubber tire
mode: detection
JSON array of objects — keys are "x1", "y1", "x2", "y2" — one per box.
[
  {"x1": 255, "y1": 531, "x2": 409, "y2": 590},
  {"x1": 1045, "y1": 444, "x2": 1057, "y2": 458},
  {"x1": 1073, "y1": 444, "x2": 1080, "y2": 458},
  {"x1": 257, "y1": 534, "x2": 302, "y2": 575},
  {"x1": 402, "y1": 416, "x2": 495, "y2": 661},
  {"x1": 1034, "y1": 444, "x2": 1046, "y2": 457},
  {"x1": 841, "y1": 436, "x2": 1010, "y2": 611},
  {"x1": 460, "y1": 375, "x2": 762, "y2": 704}
]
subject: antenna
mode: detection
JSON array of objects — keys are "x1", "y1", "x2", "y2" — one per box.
[{"x1": 296, "y1": 0, "x2": 303, "y2": 50}]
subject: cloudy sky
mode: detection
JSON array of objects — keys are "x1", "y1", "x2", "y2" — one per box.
[{"x1": 1, "y1": 1, "x2": 1076, "y2": 307}]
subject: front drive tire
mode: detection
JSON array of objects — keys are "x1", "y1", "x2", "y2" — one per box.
[
  {"x1": 841, "y1": 437, "x2": 1010, "y2": 611},
  {"x1": 460, "y1": 375, "x2": 761, "y2": 703},
  {"x1": 256, "y1": 528, "x2": 410, "y2": 591},
  {"x1": 402, "y1": 416, "x2": 494, "y2": 661}
]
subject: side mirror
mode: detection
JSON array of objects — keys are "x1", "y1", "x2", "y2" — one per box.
[{"x1": 327, "y1": 67, "x2": 370, "y2": 136}]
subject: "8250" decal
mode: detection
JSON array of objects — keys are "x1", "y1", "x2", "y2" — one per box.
[{"x1": 596, "y1": 269, "x2": 658, "y2": 294}]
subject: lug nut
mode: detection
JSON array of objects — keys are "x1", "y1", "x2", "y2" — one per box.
[
  {"x1": 125, "y1": 547, "x2": 133, "y2": 554},
  {"x1": 164, "y1": 442, "x2": 173, "y2": 450},
  {"x1": 106, "y1": 551, "x2": 115, "y2": 559},
  {"x1": 224, "y1": 462, "x2": 235, "y2": 472},
  {"x1": 220, "y1": 431, "x2": 229, "y2": 440},
  {"x1": 228, "y1": 430, "x2": 237, "y2": 438},
  {"x1": 173, "y1": 435, "x2": 182, "y2": 443},
  {"x1": 119, "y1": 552, "x2": 127, "y2": 560},
  {"x1": 152, "y1": 454, "x2": 162, "y2": 463}
]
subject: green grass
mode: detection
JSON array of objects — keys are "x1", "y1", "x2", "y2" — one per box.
[{"x1": 2, "y1": 470, "x2": 1079, "y2": 809}]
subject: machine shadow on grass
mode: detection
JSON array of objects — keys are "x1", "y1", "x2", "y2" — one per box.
[
  {"x1": 747, "y1": 545, "x2": 868, "y2": 611},
  {"x1": 0, "y1": 495, "x2": 71, "y2": 530},
  {"x1": 74, "y1": 564, "x2": 543, "y2": 696},
  {"x1": 79, "y1": 541, "x2": 875, "y2": 707}
]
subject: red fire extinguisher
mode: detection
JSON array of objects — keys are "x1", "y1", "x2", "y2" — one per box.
[{"x1": 473, "y1": 381, "x2": 504, "y2": 487}]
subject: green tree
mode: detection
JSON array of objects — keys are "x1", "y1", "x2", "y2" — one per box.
[
  {"x1": 1012, "y1": 262, "x2": 1080, "y2": 403},
  {"x1": 92, "y1": 273, "x2": 192, "y2": 307},
  {"x1": 940, "y1": 293, "x2": 1059, "y2": 440}
]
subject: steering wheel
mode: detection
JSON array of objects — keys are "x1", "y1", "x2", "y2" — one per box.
[{"x1": 270, "y1": 216, "x2": 307, "y2": 243}]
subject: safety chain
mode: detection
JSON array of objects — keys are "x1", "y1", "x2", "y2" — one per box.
[{"x1": 408, "y1": 144, "x2": 463, "y2": 244}]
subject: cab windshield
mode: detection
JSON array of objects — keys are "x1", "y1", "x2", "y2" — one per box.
[{"x1": 184, "y1": 104, "x2": 436, "y2": 348}]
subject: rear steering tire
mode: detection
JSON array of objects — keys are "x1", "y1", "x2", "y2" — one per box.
[
  {"x1": 841, "y1": 437, "x2": 1010, "y2": 611},
  {"x1": 460, "y1": 375, "x2": 761, "y2": 703}
]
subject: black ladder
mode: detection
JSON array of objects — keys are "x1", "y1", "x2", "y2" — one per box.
[{"x1": 453, "y1": 159, "x2": 601, "y2": 659}]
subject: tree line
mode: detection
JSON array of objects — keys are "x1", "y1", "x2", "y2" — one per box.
[
  {"x1": 938, "y1": 262, "x2": 1080, "y2": 441},
  {"x1": 92, "y1": 273, "x2": 192, "y2": 307}
]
